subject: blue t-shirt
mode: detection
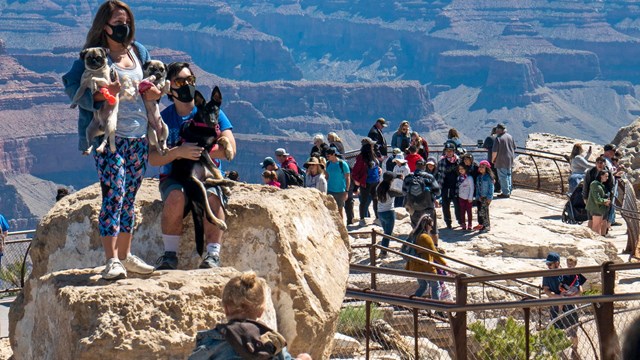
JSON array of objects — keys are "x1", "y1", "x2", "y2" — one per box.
[
  {"x1": 326, "y1": 160, "x2": 350, "y2": 193},
  {"x1": 0, "y1": 215, "x2": 8, "y2": 232},
  {"x1": 367, "y1": 163, "x2": 380, "y2": 184},
  {"x1": 159, "y1": 104, "x2": 233, "y2": 178}
]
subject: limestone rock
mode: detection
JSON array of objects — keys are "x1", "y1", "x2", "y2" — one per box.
[
  {"x1": 612, "y1": 117, "x2": 640, "y2": 193},
  {"x1": 10, "y1": 267, "x2": 277, "y2": 360},
  {"x1": 12, "y1": 180, "x2": 350, "y2": 359},
  {"x1": 331, "y1": 333, "x2": 362, "y2": 357}
]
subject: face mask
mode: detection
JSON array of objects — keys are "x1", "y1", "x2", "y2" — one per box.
[
  {"x1": 106, "y1": 24, "x2": 130, "y2": 44},
  {"x1": 171, "y1": 84, "x2": 196, "y2": 103}
]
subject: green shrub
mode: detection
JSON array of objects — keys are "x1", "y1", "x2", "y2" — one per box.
[
  {"x1": 469, "y1": 317, "x2": 573, "y2": 360},
  {"x1": 337, "y1": 303, "x2": 384, "y2": 337}
]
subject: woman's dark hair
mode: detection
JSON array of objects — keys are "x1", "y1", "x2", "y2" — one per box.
[
  {"x1": 84, "y1": 0, "x2": 136, "y2": 49},
  {"x1": 597, "y1": 170, "x2": 609, "y2": 182},
  {"x1": 360, "y1": 143, "x2": 375, "y2": 166},
  {"x1": 377, "y1": 171, "x2": 395, "y2": 202},
  {"x1": 448, "y1": 128, "x2": 459, "y2": 139},
  {"x1": 480, "y1": 163, "x2": 495, "y2": 181}
]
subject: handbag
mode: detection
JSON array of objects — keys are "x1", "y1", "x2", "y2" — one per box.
[{"x1": 390, "y1": 177, "x2": 404, "y2": 197}]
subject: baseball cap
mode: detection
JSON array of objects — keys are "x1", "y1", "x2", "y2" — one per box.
[
  {"x1": 261, "y1": 157, "x2": 276, "y2": 168},
  {"x1": 361, "y1": 137, "x2": 376, "y2": 145},
  {"x1": 603, "y1": 144, "x2": 617, "y2": 152},
  {"x1": 426, "y1": 157, "x2": 437, "y2": 166},
  {"x1": 496, "y1": 123, "x2": 506, "y2": 130},
  {"x1": 376, "y1": 117, "x2": 388, "y2": 127},
  {"x1": 274, "y1": 148, "x2": 289, "y2": 156},
  {"x1": 545, "y1": 252, "x2": 561, "y2": 263},
  {"x1": 416, "y1": 159, "x2": 426, "y2": 166}
]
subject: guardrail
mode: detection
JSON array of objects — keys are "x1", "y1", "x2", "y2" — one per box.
[
  {"x1": 0, "y1": 229, "x2": 34, "y2": 294},
  {"x1": 343, "y1": 227, "x2": 640, "y2": 360}
]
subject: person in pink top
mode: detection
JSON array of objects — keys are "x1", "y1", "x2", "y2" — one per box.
[{"x1": 262, "y1": 170, "x2": 281, "y2": 188}]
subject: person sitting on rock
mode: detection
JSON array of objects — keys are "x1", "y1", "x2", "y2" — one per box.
[
  {"x1": 261, "y1": 157, "x2": 288, "y2": 189},
  {"x1": 149, "y1": 62, "x2": 236, "y2": 271},
  {"x1": 188, "y1": 271, "x2": 312, "y2": 360},
  {"x1": 263, "y1": 170, "x2": 281, "y2": 188}
]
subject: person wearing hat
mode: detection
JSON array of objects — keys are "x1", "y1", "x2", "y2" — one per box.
[
  {"x1": 392, "y1": 157, "x2": 410, "y2": 208},
  {"x1": 303, "y1": 156, "x2": 327, "y2": 193},
  {"x1": 261, "y1": 157, "x2": 288, "y2": 189},
  {"x1": 275, "y1": 148, "x2": 301, "y2": 175},
  {"x1": 368, "y1": 117, "x2": 388, "y2": 157},
  {"x1": 386, "y1": 148, "x2": 404, "y2": 171},
  {"x1": 542, "y1": 252, "x2": 582, "y2": 357},
  {"x1": 491, "y1": 123, "x2": 516, "y2": 198}
]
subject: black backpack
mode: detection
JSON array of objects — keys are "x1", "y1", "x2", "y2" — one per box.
[
  {"x1": 281, "y1": 168, "x2": 304, "y2": 187},
  {"x1": 404, "y1": 173, "x2": 435, "y2": 211}
]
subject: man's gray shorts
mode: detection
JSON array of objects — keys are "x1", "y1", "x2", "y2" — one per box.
[
  {"x1": 160, "y1": 178, "x2": 228, "y2": 210},
  {"x1": 328, "y1": 191, "x2": 347, "y2": 209}
]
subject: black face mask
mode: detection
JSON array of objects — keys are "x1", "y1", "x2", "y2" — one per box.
[
  {"x1": 106, "y1": 24, "x2": 130, "y2": 44},
  {"x1": 171, "y1": 84, "x2": 196, "y2": 103}
]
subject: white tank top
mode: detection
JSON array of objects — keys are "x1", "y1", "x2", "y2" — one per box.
[{"x1": 110, "y1": 48, "x2": 147, "y2": 139}]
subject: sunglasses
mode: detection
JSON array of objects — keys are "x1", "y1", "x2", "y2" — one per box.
[{"x1": 172, "y1": 75, "x2": 196, "y2": 87}]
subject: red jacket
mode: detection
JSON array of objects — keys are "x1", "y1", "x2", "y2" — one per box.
[
  {"x1": 351, "y1": 154, "x2": 368, "y2": 186},
  {"x1": 281, "y1": 156, "x2": 300, "y2": 174},
  {"x1": 405, "y1": 153, "x2": 423, "y2": 172}
]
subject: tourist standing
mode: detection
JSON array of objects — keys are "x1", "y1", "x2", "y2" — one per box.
[
  {"x1": 325, "y1": 148, "x2": 351, "y2": 219},
  {"x1": 391, "y1": 120, "x2": 411, "y2": 153},
  {"x1": 376, "y1": 172, "x2": 397, "y2": 257},
  {"x1": 457, "y1": 164, "x2": 474, "y2": 230},
  {"x1": 492, "y1": 123, "x2": 516, "y2": 198},
  {"x1": 406, "y1": 214, "x2": 447, "y2": 300},
  {"x1": 368, "y1": 117, "x2": 388, "y2": 157},
  {"x1": 473, "y1": 160, "x2": 494, "y2": 232},
  {"x1": 303, "y1": 157, "x2": 327, "y2": 193}
]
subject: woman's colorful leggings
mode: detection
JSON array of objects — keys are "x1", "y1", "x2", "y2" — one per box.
[{"x1": 94, "y1": 137, "x2": 148, "y2": 237}]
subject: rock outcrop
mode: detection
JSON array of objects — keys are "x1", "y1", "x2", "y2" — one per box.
[
  {"x1": 10, "y1": 267, "x2": 279, "y2": 360},
  {"x1": 612, "y1": 117, "x2": 640, "y2": 193},
  {"x1": 11, "y1": 181, "x2": 350, "y2": 359}
]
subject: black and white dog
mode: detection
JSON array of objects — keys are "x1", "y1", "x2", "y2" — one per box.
[{"x1": 169, "y1": 86, "x2": 235, "y2": 255}]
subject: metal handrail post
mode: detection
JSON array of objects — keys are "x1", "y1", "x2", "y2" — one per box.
[
  {"x1": 594, "y1": 261, "x2": 620, "y2": 360},
  {"x1": 524, "y1": 307, "x2": 531, "y2": 360},
  {"x1": 450, "y1": 273, "x2": 468, "y2": 360},
  {"x1": 370, "y1": 230, "x2": 377, "y2": 290}
]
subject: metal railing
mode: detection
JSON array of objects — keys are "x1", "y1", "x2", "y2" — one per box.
[
  {"x1": 0, "y1": 229, "x2": 34, "y2": 294},
  {"x1": 339, "y1": 227, "x2": 640, "y2": 359}
]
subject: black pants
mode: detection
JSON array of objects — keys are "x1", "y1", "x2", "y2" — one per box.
[
  {"x1": 345, "y1": 182, "x2": 355, "y2": 224},
  {"x1": 491, "y1": 163, "x2": 501, "y2": 192},
  {"x1": 441, "y1": 187, "x2": 460, "y2": 226},
  {"x1": 359, "y1": 182, "x2": 378, "y2": 219}
]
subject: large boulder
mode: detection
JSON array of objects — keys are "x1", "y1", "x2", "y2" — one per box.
[
  {"x1": 10, "y1": 267, "x2": 279, "y2": 360},
  {"x1": 613, "y1": 117, "x2": 640, "y2": 194},
  {"x1": 11, "y1": 180, "x2": 350, "y2": 359}
]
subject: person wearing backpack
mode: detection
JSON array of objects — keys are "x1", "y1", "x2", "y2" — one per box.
[
  {"x1": 275, "y1": 148, "x2": 301, "y2": 175},
  {"x1": 325, "y1": 148, "x2": 350, "y2": 219},
  {"x1": 352, "y1": 138, "x2": 381, "y2": 224},
  {"x1": 436, "y1": 143, "x2": 462, "y2": 229},
  {"x1": 403, "y1": 159, "x2": 441, "y2": 245},
  {"x1": 405, "y1": 214, "x2": 447, "y2": 300}
]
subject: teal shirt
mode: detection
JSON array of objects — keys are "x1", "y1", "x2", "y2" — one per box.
[{"x1": 326, "y1": 160, "x2": 350, "y2": 192}]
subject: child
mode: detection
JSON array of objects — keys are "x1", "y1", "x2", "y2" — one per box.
[
  {"x1": 457, "y1": 164, "x2": 474, "y2": 230},
  {"x1": 263, "y1": 170, "x2": 281, "y2": 188},
  {"x1": 562, "y1": 255, "x2": 587, "y2": 296},
  {"x1": 473, "y1": 160, "x2": 494, "y2": 232},
  {"x1": 392, "y1": 158, "x2": 410, "y2": 207},
  {"x1": 189, "y1": 272, "x2": 312, "y2": 359}
]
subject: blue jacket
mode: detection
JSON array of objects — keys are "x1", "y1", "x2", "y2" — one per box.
[
  {"x1": 475, "y1": 173, "x2": 495, "y2": 200},
  {"x1": 61, "y1": 42, "x2": 150, "y2": 151},
  {"x1": 188, "y1": 327, "x2": 293, "y2": 360}
]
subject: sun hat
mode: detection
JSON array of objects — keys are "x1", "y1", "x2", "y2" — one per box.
[
  {"x1": 376, "y1": 117, "x2": 388, "y2": 127},
  {"x1": 304, "y1": 157, "x2": 325, "y2": 169},
  {"x1": 478, "y1": 160, "x2": 491, "y2": 168},
  {"x1": 393, "y1": 158, "x2": 408, "y2": 164}
]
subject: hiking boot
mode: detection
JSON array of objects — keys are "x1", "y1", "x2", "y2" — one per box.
[
  {"x1": 199, "y1": 252, "x2": 220, "y2": 269},
  {"x1": 155, "y1": 251, "x2": 178, "y2": 270},
  {"x1": 102, "y1": 258, "x2": 127, "y2": 280},
  {"x1": 122, "y1": 254, "x2": 154, "y2": 274}
]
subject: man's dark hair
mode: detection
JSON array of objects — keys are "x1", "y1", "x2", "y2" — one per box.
[
  {"x1": 56, "y1": 188, "x2": 70, "y2": 202},
  {"x1": 226, "y1": 170, "x2": 239, "y2": 181},
  {"x1": 166, "y1": 62, "x2": 191, "y2": 81}
]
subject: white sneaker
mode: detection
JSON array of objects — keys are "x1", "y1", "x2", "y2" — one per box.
[
  {"x1": 121, "y1": 254, "x2": 155, "y2": 274},
  {"x1": 102, "y1": 258, "x2": 127, "y2": 280}
]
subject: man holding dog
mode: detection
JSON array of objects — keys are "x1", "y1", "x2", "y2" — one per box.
[{"x1": 149, "y1": 62, "x2": 236, "y2": 270}]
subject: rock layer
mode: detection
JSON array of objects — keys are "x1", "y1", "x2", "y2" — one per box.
[{"x1": 11, "y1": 181, "x2": 350, "y2": 359}]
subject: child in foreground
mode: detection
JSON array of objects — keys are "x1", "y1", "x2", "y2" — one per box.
[{"x1": 189, "y1": 271, "x2": 312, "y2": 360}]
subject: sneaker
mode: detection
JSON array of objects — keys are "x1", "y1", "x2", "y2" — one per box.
[
  {"x1": 612, "y1": 222, "x2": 623, "y2": 226},
  {"x1": 102, "y1": 258, "x2": 127, "y2": 280},
  {"x1": 497, "y1": 194, "x2": 511, "y2": 199},
  {"x1": 155, "y1": 251, "x2": 178, "y2": 270},
  {"x1": 122, "y1": 254, "x2": 155, "y2": 274},
  {"x1": 472, "y1": 224, "x2": 484, "y2": 231},
  {"x1": 199, "y1": 252, "x2": 220, "y2": 269}
]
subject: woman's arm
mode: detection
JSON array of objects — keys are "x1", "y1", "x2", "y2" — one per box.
[{"x1": 62, "y1": 59, "x2": 104, "y2": 111}]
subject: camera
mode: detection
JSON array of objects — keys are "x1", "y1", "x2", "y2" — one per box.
[{"x1": 477, "y1": 139, "x2": 484, "y2": 147}]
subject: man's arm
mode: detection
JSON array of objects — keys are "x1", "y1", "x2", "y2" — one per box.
[{"x1": 149, "y1": 143, "x2": 203, "y2": 167}]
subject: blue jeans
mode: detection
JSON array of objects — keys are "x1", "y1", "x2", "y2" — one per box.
[
  {"x1": 377, "y1": 210, "x2": 395, "y2": 248},
  {"x1": 568, "y1": 173, "x2": 585, "y2": 194},
  {"x1": 415, "y1": 279, "x2": 440, "y2": 299},
  {"x1": 497, "y1": 167, "x2": 512, "y2": 195}
]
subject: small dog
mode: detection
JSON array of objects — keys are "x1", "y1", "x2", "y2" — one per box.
[
  {"x1": 70, "y1": 47, "x2": 119, "y2": 155},
  {"x1": 140, "y1": 60, "x2": 170, "y2": 155},
  {"x1": 169, "y1": 86, "x2": 236, "y2": 255}
]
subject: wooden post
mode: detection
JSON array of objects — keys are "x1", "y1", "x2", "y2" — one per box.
[
  {"x1": 450, "y1": 274, "x2": 468, "y2": 360},
  {"x1": 593, "y1": 261, "x2": 620, "y2": 360}
]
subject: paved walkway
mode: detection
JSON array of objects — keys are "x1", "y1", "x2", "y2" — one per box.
[{"x1": 0, "y1": 296, "x2": 15, "y2": 338}]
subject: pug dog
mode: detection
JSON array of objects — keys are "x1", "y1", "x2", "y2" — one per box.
[
  {"x1": 140, "y1": 60, "x2": 170, "y2": 155},
  {"x1": 70, "y1": 47, "x2": 119, "y2": 155}
]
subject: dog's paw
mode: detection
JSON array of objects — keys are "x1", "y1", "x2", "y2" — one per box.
[
  {"x1": 216, "y1": 221, "x2": 228, "y2": 231},
  {"x1": 224, "y1": 148, "x2": 235, "y2": 161}
]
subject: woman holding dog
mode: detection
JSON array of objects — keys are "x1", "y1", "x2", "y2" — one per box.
[{"x1": 63, "y1": 0, "x2": 160, "y2": 280}]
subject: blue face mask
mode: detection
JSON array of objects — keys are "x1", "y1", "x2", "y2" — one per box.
[{"x1": 106, "y1": 23, "x2": 130, "y2": 44}]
